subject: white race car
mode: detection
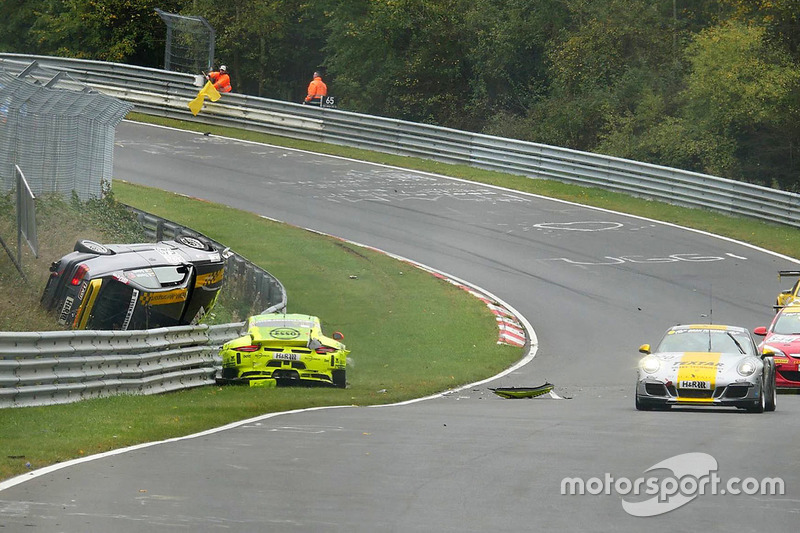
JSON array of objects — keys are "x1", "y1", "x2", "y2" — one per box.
[{"x1": 635, "y1": 324, "x2": 777, "y2": 412}]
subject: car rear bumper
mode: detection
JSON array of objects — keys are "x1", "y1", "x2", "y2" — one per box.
[{"x1": 218, "y1": 366, "x2": 338, "y2": 387}]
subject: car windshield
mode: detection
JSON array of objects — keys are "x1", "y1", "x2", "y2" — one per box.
[
  {"x1": 772, "y1": 312, "x2": 800, "y2": 335},
  {"x1": 656, "y1": 329, "x2": 755, "y2": 355}
]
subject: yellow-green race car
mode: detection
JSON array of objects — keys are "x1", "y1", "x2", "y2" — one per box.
[{"x1": 219, "y1": 313, "x2": 349, "y2": 388}]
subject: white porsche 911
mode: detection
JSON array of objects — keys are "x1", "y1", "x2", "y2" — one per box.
[{"x1": 635, "y1": 324, "x2": 777, "y2": 412}]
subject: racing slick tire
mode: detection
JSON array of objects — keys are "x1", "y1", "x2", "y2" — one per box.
[
  {"x1": 74, "y1": 239, "x2": 112, "y2": 255},
  {"x1": 176, "y1": 235, "x2": 214, "y2": 251},
  {"x1": 765, "y1": 384, "x2": 776, "y2": 412},
  {"x1": 332, "y1": 370, "x2": 347, "y2": 389},
  {"x1": 765, "y1": 364, "x2": 777, "y2": 412},
  {"x1": 746, "y1": 379, "x2": 766, "y2": 413},
  {"x1": 635, "y1": 395, "x2": 653, "y2": 411}
]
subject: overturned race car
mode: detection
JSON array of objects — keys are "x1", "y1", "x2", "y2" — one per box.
[
  {"x1": 219, "y1": 313, "x2": 349, "y2": 388},
  {"x1": 41, "y1": 237, "x2": 224, "y2": 330}
]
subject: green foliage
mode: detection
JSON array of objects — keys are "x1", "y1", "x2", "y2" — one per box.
[
  {"x1": 2, "y1": 1, "x2": 800, "y2": 188},
  {"x1": 27, "y1": 0, "x2": 183, "y2": 65},
  {"x1": 0, "y1": 188, "x2": 146, "y2": 331},
  {"x1": 678, "y1": 21, "x2": 800, "y2": 185},
  {"x1": 186, "y1": 0, "x2": 322, "y2": 98}
]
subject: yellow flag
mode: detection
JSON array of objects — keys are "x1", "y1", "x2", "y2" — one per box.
[
  {"x1": 188, "y1": 81, "x2": 222, "y2": 116},
  {"x1": 202, "y1": 81, "x2": 221, "y2": 102}
]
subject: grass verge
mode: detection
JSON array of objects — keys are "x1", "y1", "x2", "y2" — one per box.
[
  {"x1": 0, "y1": 182, "x2": 520, "y2": 481},
  {"x1": 0, "y1": 189, "x2": 148, "y2": 331}
]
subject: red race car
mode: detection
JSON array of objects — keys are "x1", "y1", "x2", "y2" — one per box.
[{"x1": 754, "y1": 304, "x2": 800, "y2": 388}]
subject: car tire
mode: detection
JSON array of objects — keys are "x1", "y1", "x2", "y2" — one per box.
[
  {"x1": 747, "y1": 379, "x2": 766, "y2": 413},
  {"x1": 332, "y1": 370, "x2": 346, "y2": 389},
  {"x1": 635, "y1": 395, "x2": 652, "y2": 411},
  {"x1": 176, "y1": 235, "x2": 213, "y2": 251},
  {"x1": 765, "y1": 364, "x2": 777, "y2": 412},
  {"x1": 74, "y1": 239, "x2": 112, "y2": 255}
]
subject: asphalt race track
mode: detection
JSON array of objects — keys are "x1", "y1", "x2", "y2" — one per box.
[{"x1": 1, "y1": 121, "x2": 798, "y2": 531}]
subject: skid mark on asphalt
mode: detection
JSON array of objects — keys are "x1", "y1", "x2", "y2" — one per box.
[{"x1": 294, "y1": 169, "x2": 532, "y2": 204}]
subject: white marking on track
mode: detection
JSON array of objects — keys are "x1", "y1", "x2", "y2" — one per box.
[
  {"x1": 533, "y1": 221, "x2": 623, "y2": 232},
  {"x1": 267, "y1": 426, "x2": 343, "y2": 434}
]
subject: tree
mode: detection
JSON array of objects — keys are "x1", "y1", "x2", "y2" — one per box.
[
  {"x1": 326, "y1": 0, "x2": 568, "y2": 129},
  {"x1": 29, "y1": 0, "x2": 183, "y2": 65},
  {"x1": 494, "y1": 0, "x2": 680, "y2": 151},
  {"x1": 0, "y1": 0, "x2": 42, "y2": 54},
  {"x1": 677, "y1": 21, "x2": 800, "y2": 185},
  {"x1": 188, "y1": 0, "x2": 329, "y2": 99}
]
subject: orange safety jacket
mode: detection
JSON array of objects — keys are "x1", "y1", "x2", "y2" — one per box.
[
  {"x1": 208, "y1": 71, "x2": 232, "y2": 93},
  {"x1": 305, "y1": 76, "x2": 327, "y2": 102}
]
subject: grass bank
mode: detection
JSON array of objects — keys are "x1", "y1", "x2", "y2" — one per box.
[{"x1": 0, "y1": 182, "x2": 520, "y2": 481}]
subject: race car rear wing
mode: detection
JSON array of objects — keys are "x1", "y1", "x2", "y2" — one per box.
[{"x1": 778, "y1": 270, "x2": 800, "y2": 278}]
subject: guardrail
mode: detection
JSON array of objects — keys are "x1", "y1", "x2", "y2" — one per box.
[
  {"x1": 1, "y1": 52, "x2": 797, "y2": 407},
  {"x1": 0, "y1": 324, "x2": 242, "y2": 408},
  {"x1": 0, "y1": 208, "x2": 287, "y2": 408},
  {"x1": 129, "y1": 207, "x2": 287, "y2": 316},
  {"x1": 3, "y1": 53, "x2": 800, "y2": 228}
]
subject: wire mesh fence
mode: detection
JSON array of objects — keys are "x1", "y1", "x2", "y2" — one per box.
[
  {"x1": 155, "y1": 8, "x2": 215, "y2": 74},
  {"x1": 0, "y1": 64, "x2": 132, "y2": 201}
]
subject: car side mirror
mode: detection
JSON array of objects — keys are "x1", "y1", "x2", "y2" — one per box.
[
  {"x1": 753, "y1": 326, "x2": 767, "y2": 337},
  {"x1": 638, "y1": 344, "x2": 651, "y2": 354},
  {"x1": 332, "y1": 331, "x2": 344, "y2": 341}
]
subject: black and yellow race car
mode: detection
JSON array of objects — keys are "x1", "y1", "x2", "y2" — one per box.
[{"x1": 41, "y1": 236, "x2": 224, "y2": 330}]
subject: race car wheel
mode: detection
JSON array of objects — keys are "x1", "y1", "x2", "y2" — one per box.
[
  {"x1": 176, "y1": 235, "x2": 213, "y2": 251},
  {"x1": 765, "y1": 365, "x2": 777, "y2": 412},
  {"x1": 332, "y1": 370, "x2": 346, "y2": 389},
  {"x1": 747, "y1": 380, "x2": 766, "y2": 413},
  {"x1": 635, "y1": 395, "x2": 652, "y2": 411},
  {"x1": 74, "y1": 239, "x2": 112, "y2": 255}
]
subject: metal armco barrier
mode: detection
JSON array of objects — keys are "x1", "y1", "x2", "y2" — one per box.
[
  {"x1": 129, "y1": 207, "x2": 287, "y2": 316},
  {"x1": 0, "y1": 207, "x2": 287, "y2": 408},
  {"x1": 0, "y1": 324, "x2": 244, "y2": 408},
  {"x1": 3, "y1": 53, "x2": 800, "y2": 227},
  {"x1": 1, "y1": 53, "x2": 798, "y2": 408}
]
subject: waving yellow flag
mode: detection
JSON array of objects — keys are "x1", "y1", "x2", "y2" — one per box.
[{"x1": 188, "y1": 81, "x2": 222, "y2": 116}]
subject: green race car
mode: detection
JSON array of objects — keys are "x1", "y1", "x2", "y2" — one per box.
[{"x1": 219, "y1": 313, "x2": 349, "y2": 388}]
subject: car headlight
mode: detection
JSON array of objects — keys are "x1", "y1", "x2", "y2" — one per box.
[
  {"x1": 762, "y1": 345, "x2": 785, "y2": 358},
  {"x1": 640, "y1": 356, "x2": 661, "y2": 374},
  {"x1": 737, "y1": 359, "x2": 758, "y2": 377}
]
